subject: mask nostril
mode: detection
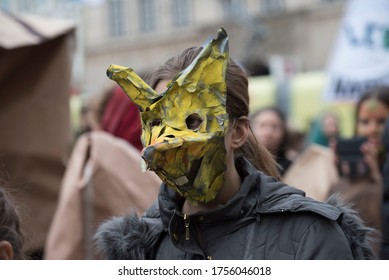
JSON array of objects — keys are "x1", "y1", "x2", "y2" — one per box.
[{"x1": 165, "y1": 135, "x2": 175, "y2": 138}]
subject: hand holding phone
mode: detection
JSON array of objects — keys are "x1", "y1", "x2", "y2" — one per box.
[{"x1": 335, "y1": 136, "x2": 369, "y2": 179}]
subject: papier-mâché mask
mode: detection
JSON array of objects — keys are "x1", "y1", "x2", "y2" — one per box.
[{"x1": 106, "y1": 28, "x2": 229, "y2": 204}]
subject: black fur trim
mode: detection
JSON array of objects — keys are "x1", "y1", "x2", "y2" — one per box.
[
  {"x1": 94, "y1": 214, "x2": 163, "y2": 260},
  {"x1": 327, "y1": 194, "x2": 377, "y2": 259}
]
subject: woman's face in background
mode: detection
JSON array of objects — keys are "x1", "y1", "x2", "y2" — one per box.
[
  {"x1": 251, "y1": 110, "x2": 284, "y2": 153},
  {"x1": 357, "y1": 98, "x2": 389, "y2": 147}
]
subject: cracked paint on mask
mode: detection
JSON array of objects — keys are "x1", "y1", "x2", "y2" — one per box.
[{"x1": 106, "y1": 28, "x2": 229, "y2": 204}]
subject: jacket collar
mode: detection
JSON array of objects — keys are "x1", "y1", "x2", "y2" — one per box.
[{"x1": 158, "y1": 156, "x2": 342, "y2": 226}]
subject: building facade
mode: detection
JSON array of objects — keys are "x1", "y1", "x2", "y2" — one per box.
[{"x1": 1, "y1": 0, "x2": 346, "y2": 95}]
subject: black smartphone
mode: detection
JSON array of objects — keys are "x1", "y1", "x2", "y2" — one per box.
[{"x1": 336, "y1": 136, "x2": 368, "y2": 178}]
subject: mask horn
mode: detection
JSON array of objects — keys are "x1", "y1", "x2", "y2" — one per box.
[
  {"x1": 106, "y1": 64, "x2": 159, "y2": 112},
  {"x1": 174, "y1": 27, "x2": 229, "y2": 100}
]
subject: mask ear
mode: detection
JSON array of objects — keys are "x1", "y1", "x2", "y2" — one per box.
[
  {"x1": 174, "y1": 27, "x2": 229, "y2": 103},
  {"x1": 0, "y1": 241, "x2": 13, "y2": 260},
  {"x1": 107, "y1": 65, "x2": 159, "y2": 112}
]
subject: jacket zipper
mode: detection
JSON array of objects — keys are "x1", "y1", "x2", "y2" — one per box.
[{"x1": 184, "y1": 214, "x2": 190, "y2": 240}]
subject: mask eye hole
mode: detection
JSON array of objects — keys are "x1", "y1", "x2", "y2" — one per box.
[
  {"x1": 150, "y1": 119, "x2": 162, "y2": 128},
  {"x1": 186, "y1": 114, "x2": 203, "y2": 131}
]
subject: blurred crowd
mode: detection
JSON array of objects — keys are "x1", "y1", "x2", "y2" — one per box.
[
  {"x1": 1, "y1": 39, "x2": 389, "y2": 260},
  {"x1": 2, "y1": 78, "x2": 389, "y2": 260}
]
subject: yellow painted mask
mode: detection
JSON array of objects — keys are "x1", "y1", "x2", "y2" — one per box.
[{"x1": 106, "y1": 28, "x2": 229, "y2": 204}]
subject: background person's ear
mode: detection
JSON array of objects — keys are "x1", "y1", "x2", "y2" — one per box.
[
  {"x1": 0, "y1": 241, "x2": 13, "y2": 260},
  {"x1": 231, "y1": 117, "x2": 250, "y2": 149}
]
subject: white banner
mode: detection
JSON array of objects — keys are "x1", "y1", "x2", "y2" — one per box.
[{"x1": 323, "y1": 0, "x2": 389, "y2": 102}]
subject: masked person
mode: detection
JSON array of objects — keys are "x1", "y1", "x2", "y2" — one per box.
[{"x1": 95, "y1": 28, "x2": 375, "y2": 260}]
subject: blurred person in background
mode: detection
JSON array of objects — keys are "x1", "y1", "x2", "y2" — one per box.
[
  {"x1": 250, "y1": 106, "x2": 292, "y2": 176},
  {"x1": 331, "y1": 86, "x2": 389, "y2": 257},
  {"x1": 75, "y1": 85, "x2": 143, "y2": 151},
  {"x1": 282, "y1": 112, "x2": 340, "y2": 203},
  {"x1": 307, "y1": 111, "x2": 341, "y2": 148},
  {"x1": 100, "y1": 85, "x2": 143, "y2": 151},
  {"x1": 44, "y1": 85, "x2": 159, "y2": 259},
  {"x1": 0, "y1": 185, "x2": 24, "y2": 260}
]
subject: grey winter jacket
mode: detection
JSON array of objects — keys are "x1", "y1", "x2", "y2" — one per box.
[{"x1": 95, "y1": 156, "x2": 375, "y2": 260}]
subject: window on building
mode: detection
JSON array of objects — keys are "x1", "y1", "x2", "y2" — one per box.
[
  {"x1": 260, "y1": 0, "x2": 284, "y2": 15},
  {"x1": 221, "y1": 0, "x2": 246, "y2": 19},
  {"x1": 108, "y1": 0, "x2": 126, "y2": 37},
  {"x1": 139, "y1": 0, "x2": 157, "y2": 33},
  {"x1": 16, "y1": 0, "x2": 39, "y2": 12},
  {"x1": 321, "y1": 0, "x2": 346, "y2": 2},
  {"x1": 171, "y1": 0, "x2": 190, "y2": 27}
]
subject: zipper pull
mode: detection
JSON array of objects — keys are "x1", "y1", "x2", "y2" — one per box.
[{"x1": 184, "y1": 214, "x2": 190, "y2": 240}]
